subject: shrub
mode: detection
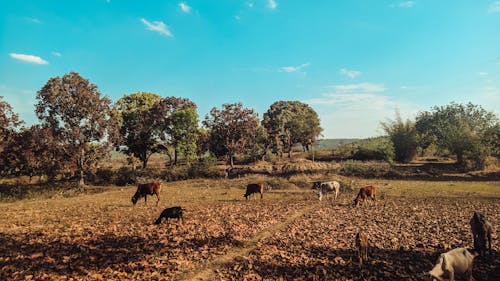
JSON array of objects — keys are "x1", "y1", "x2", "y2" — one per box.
[
  {"x1": 115, "y1": 167, "x2": 137, "y2": 186},
  {"x1": 340, "y1": 160, "x2": 392, "y2": 178}
]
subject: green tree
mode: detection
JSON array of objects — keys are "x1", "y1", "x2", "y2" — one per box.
[
  {"x1": 262, "y1": 101, "x2": 322, "y2": 158},
  {"x1": 153, "y1": 97, "x2": 197, "y2": 165},
  {"x1": 415, "y1": 102, "x2": 499, "y2": 168},
  {"x1": 0, "y1": 96, "x2": 23, "y2": 152},
  {"x1": 116, "y1": 92, "x2": 162, "y2": 168},
  {"x1": 381, "y1": 110, "x2": 418, "y2": 163},
  {"x1": 203, "y1": 102, "x2": 260, "y2": 167},
  {"x1": 36, "y1": 72, "x2": 118, "y2": 187}
]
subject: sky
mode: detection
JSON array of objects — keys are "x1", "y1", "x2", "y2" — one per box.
[{"x1": 1, "y1": 0, "x2": 499, "y2": 139}]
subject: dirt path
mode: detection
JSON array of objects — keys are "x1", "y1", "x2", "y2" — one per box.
[{"x1": 178, "y1": 201, "x2": 319, "y2": 281}]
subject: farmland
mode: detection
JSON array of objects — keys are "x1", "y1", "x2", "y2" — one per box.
[{"x1": 0, "y1": 178, "x2": 499, "y2": 280}]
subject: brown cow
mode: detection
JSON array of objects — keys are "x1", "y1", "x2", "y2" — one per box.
[
  {"x1": 132, "y1": 182, "x2": 162, "y2": 206},
  {"x1": 354, "y1": 186, "x2": 377, "y2": 207},
  {"x1": 355, "y1": 232, "x2": 369, "y2": 267},
  {"x1": 244, "y1": 183, "x2": 265, "y2": 200},
  {"x1": 470, "y1": 212, "x2": 492, "y2": 256}
]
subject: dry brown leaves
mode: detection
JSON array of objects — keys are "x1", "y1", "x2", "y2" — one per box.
[{"x1": 0, "y1": 190, "x2": 498, "y2": 281}]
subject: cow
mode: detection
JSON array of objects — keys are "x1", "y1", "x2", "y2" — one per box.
[
  {"x1": 154, "y1": 206, "x2": 184, "y2": 225},
  {"x1": 355, "y1": 232, "x2": 369, "y2": 267},
  {"x1": 131, "y1": 182, "x2": 162, "y2": 206},
  {"x1": 312, "y1": 181, "x2": 340, "y2": 201},
  {"x1": 353, "y1": 185, "x2": 377, "y2": 207},
  {"x1": 428, "y1": 247, "x2": 478, "y2": 281},
  {"x1": 244, "y1": 183, "x2": 265, "y2": 200},
  {"x1": 470, "y1": 211, "x2": 493, "y2": 256}
]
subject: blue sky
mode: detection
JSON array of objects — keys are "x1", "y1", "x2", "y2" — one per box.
[{"x1": 1, "y1": 1, "x2": 499, "y2": 138}]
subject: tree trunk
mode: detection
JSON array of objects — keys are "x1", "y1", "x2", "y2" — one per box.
[
  {"x1": 77, "y1": 147, "x2": 86, "y2": 187},
  {"x1": 456, "y1": 151, "x2": 464, "y2": 166}
]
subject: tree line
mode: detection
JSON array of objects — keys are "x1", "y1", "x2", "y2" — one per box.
[
  {"x1": 1, "y1": 72, "x2": 498, "y2": 186},
  {"x1": 0, "y1": 72, "x2": 323, "y2": 186}
]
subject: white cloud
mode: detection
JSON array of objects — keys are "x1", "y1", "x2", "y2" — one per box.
[
  {"x1": 279, "y1": 63, "x2": 310, "y2": 73},
  {"x1": 479, "y1": 72, "x2": 489, "y2": 76},
  {"x1": 51, "y1": 51, "x2": 62, "y2": 57},
  {"x1": 246, "y1": 2, "x2": 254, "y2": 8},
  {"x1": 9, "y1": 53, "x2": 48, "y2": 65},
  {"x1": 140, "y1": 18, "x2": 173, "y2": 37},
  {"x1": 308, "y1": 86, "x2": 417, "y2": 138},
  {"x1": 179, "y1": 2, "x2": 191, "y2": 13},
  {"x1": 488, "y1": 1, "x2": 500, "y2": 13},
  {"x1": 268, "y1": 0, "x2": 278, "y2": 10},
  {"x1": 330, "y1": 83, "x2": 386, "y2": 93},
  {"x1": 340, "y1": 68, "x2": 362, "y2": 79},
  {"x1": 390, "y1": 1, "x2": 415, "y2": 8}
]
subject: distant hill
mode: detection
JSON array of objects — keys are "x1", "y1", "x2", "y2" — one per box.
[{"x1": 314, "y1": 139, "x2": 359, "y2": 150}]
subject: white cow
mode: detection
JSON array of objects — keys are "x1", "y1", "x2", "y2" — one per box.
[
  {"x1": 313, "y1": 181, "x2": 340, "y2": 201},
  {"x1": 428, "y1": 247, "x2": 478, "y2": 281}
]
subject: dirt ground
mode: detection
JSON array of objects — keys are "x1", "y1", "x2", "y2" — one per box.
[{"x1": 0, "y1": 178, "x2": 498, "y2": 280}]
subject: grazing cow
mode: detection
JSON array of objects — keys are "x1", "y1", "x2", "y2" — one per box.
[
  {"x1": 353, "y1": 186, "x2": 377, "y2": 207},
  {"x1": 470, "y1": 212, "x2": 492, "y2": 256},
  {"x1": 428, "y1": 247, "x2": 478, "y2": 281},
  {"x1": 131, "y1": 182, "x2": 162, "y2": 206},
  {"x1": 312, "y1": 181, "x2": 340, "y2": 201},
  {"x1": 355, "y1": 232, "x2": 369, "y2": 267},
  {"x1": 244, "y1": 183, "x2": 265, "y2": 200},
  {"x1": 154, "y1": 206, "x2": 183, "y2": 225}
]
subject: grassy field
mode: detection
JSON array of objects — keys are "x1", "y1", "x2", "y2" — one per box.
[{"x1": 0, "y1": 177, "x2": 499, "y2": 280}]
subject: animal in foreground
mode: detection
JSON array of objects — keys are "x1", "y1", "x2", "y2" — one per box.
[
  {"x1": 353, "y1": 185, "x2": 377, "y2": 207},
  {"x1": 154, "y1": 206, "x2": 184, "y2": 225},
  {"x1": 244, "y1": 183, "x2": 265, "y2": 200},
  {"x1": 312, "y1": 181, "x2": 340, "y2": 201},
  {"x1": 131, "y1": 182, "x2": 162, "y2": 206},
  {"x1": 355, "y1": 232, "x2": 369, "y2": 267},
  {"x1": 469, "y1": 211, "x2": 492, "y2": 256},
  {"x1": 428, "y1": 247, "x2": 477, "y2": 281}
]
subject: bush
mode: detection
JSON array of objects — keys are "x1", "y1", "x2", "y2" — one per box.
[
  {"x1": 115, "y1": 167, "x2": 137, "y2": 186},
  {"x1": 267, "y1": 177, "x2": 297, "y2": 190}
]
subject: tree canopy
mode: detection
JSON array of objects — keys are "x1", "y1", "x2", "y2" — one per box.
[
  {"x1": 415, "y1": 102, "x2": 499, "y2": 168},
  {"x1": 36, "y1": 72, "x2": 118, "y2": 186},
  {"x1": 262, "y1": 101, "x2": 322, "y2": 158},
  {"x1": 203, "y1": 102, "x2": 260, "y2": 167}
]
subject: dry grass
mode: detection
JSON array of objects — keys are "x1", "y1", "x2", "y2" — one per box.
[{"x1": 0, "y1": 177, "x2": 499, "y2": 280}]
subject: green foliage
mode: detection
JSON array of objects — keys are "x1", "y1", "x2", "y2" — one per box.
[
  {"x1": 262, "y1": 101, "x2": 322, "y2": 158},
  {"x1": 116, "y1": 92, "x2": 163, "y2": 168},
  {"x1": 331, "y1": 137, "x2": 394, "y2": 162},
  {"x1": 416, "y1": 102, "x2": 499, "y2": 168},
  {"x1": 381, "y1": 111, "x2": 418, "y2": 163},
  {"x1": 340, "y1": 160, "x2": 392, "y2": 178}
]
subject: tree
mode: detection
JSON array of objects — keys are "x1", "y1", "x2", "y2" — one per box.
[
  {"x1": 381, "y1": 110, "x2": 418, "y2": 163},
  {"x1": 116, "y1": 92, "x2": 162, "y2": 168},
  {"x1": 0, "y1": 96, "x2": 23, "y2": 152},
  {"x1": 196, "y1": 128, "x2": 210, "y2": 160},
  {"x1": 415, "y1": 102, "x2": 499, "y2": 168},
  {"x1": 36, "y1": 72, "x2": 118, "y2": 187},
  {"x1": 262, "y1": 101, "x2": 322, "y2": 158},
  {"x1": 203, "y1": 102, "x2": 260, "y2": 167},
  {"x1": 153, "y1": 97, "x2": 197, "y2": 165}
]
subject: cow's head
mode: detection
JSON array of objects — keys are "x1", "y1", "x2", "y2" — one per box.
[{"x1": 312, "y1": 182, "x2": 321, "y2": 189}]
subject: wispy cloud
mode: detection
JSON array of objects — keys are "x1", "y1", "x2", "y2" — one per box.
[
  {"x1": 9, "y1": 53, "x2": 48, "y2": 65},
  {"x1": 308, "y1": 83, "x2": 418, "y2": 138},
  {"x1": 279, "y1": 63, "x2": 310, "y2": 73},
  {"x1": 51, "y1": 51, "x2": 62, "y2": 57},
  {"x1": 179, "y1": 2, "x2": 191, "y2": 13},
  {"x1": 389, "y1": 1, "x2": 415, "y2": 8},
  {"x1": 268, "y1": 0, "x2": 278, "y2": 10},
  {"x1": 340, "y1": 68, "x2": 362, "y2": 79},
  {"x1": 329, "y1": 83, "x2": 386, "y2": 93},
  {"x1": 246, "y1": 2, "x2": 254, "y2": 8},
  {"x1": 479, "y1": 72, "x2": 489, "y2": 76},
  {"x1": 140, "y1": 18, "x2": 173, "y2": 37},
  {"x1": 488, "y1": 1, "x2": 500, "y2": 13},
  {"x1": 25, "y1": 17, "x2": 42, "y2": 24}
]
